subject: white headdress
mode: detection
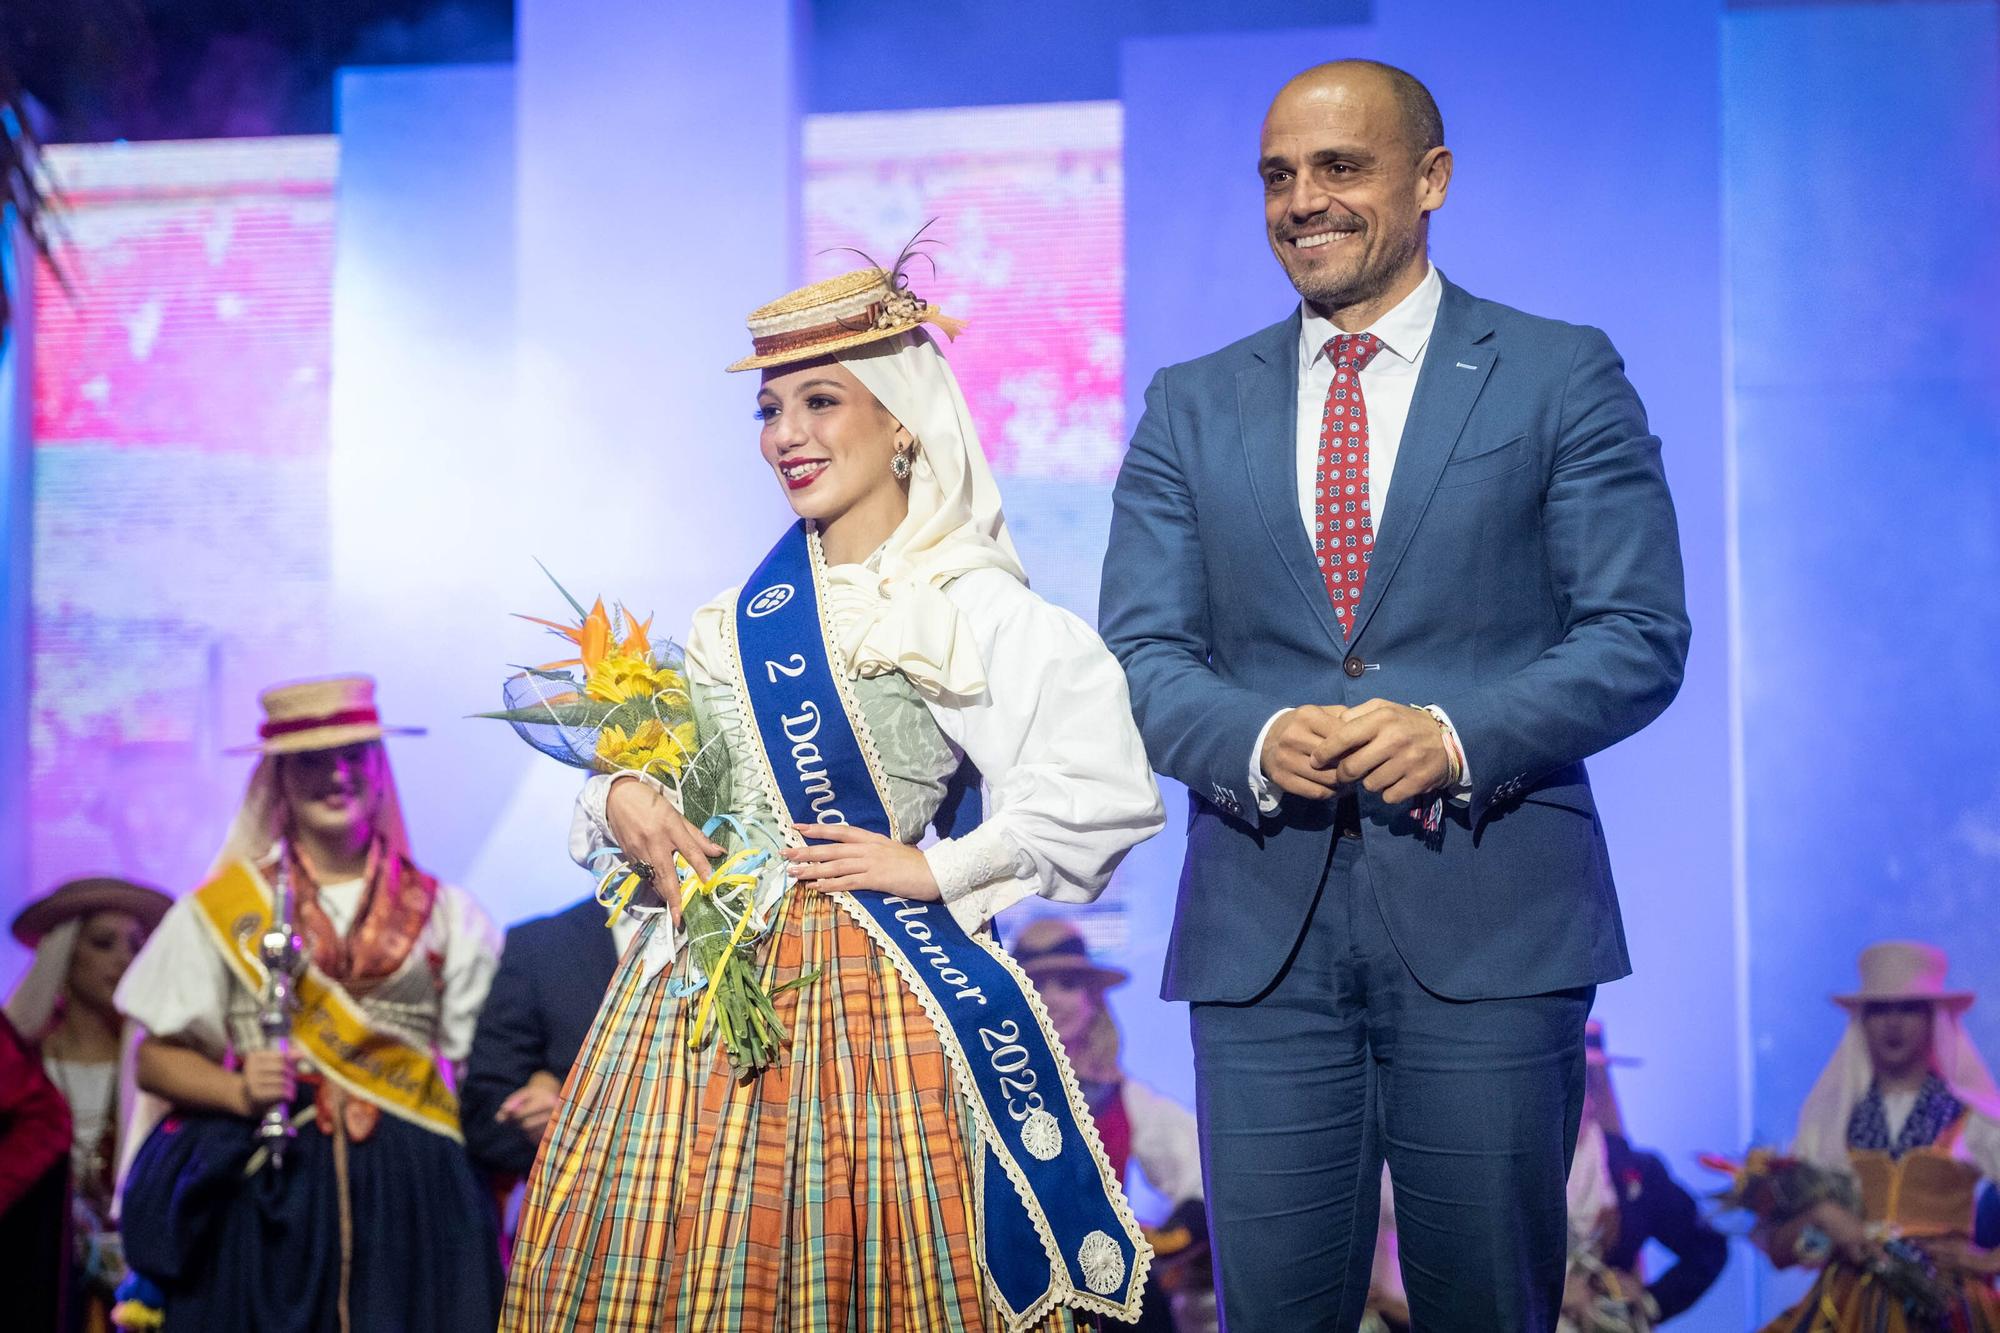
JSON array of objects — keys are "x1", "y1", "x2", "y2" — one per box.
[
  {"x1": 820, "y1": 329, "x2": 1029, "y2": 701},
  {"x1": 5, "y1": 918, "x2": 80, "y2": 1040}
]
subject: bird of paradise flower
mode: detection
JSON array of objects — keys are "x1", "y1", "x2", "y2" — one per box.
[{"x1": 476, "y1": 563, "x2": 724, "y2": 809}]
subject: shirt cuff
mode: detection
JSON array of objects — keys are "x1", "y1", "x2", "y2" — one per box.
[
  {"x1": 926, "y1": 825, "x2": 1031, "y2": 904},
  {"x1": 1248, "y1": 708, "x2": 1292, "y2": 815},
  {"x1": 1420, "y1": 704, "x2": 1473, "y2": 804}
]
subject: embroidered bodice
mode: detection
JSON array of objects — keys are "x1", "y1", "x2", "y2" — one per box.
[
  {"x1": 1847, "y1": 1075, "x2": 1981, "y2": 1236},
  {"x1": 690, "y1": 660, "x2": 958, "y2": 850}
]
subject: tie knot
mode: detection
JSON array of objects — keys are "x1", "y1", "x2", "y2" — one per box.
[{"x1": 1323, "y1": 332, "x2": 1382, "y2": 372}]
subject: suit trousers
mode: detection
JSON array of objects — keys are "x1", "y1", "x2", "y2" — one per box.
[{"x1": 1191, "y1": 836, "x2": 1592, "y2": 1332}]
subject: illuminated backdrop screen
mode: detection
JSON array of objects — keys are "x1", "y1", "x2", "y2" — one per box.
[{"x1": 27, "y1": 138, "x2": 339, "y2": 907}]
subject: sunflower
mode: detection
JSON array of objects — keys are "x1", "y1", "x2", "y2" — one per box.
[
  {"x1": 595, "y1": 719, "x2": 698, "y2": 780},
  {"x1": 584, "y1": 653, "x2": 683, "y2": 704}
]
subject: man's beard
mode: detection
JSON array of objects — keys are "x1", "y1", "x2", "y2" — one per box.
[{"x1": 1277, "y1": 223, "x2": 1419, "y2": 311}]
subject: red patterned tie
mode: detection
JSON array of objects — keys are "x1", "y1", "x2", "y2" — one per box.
[{"x1": 1314, "y1": 332, "x2": 1383, "y2": 639}]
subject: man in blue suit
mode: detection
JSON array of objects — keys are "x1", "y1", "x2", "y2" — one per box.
[
  {"x1": 461, "y1": 897, "x2": 621, "y2": 1193},
  {"x1": 1099, "y1": 60, "x2": 1689, "y2": 1330}
]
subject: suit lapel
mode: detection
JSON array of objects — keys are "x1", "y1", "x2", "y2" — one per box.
[
  {"x1": 1349, "y1": 279, "x2": 1496, "y2": 647},
  {"x1": 1236, "y1": 311, "x2": 1345, "y2": 649}
]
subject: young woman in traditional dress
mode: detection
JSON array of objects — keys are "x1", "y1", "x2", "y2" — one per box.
[
  {"x1": 1755, "y1": 941, "x2": 2000, "y2": 1331},
  {"x1": 502, "y1": 264, "x2": 1167, "y2": 1331},
  {"x1": 7, "y1": 877, "x2": 170, "y2": 1331},
  {"x1": 112, "y1": 677, "x2": 504, "y2": 1332}
]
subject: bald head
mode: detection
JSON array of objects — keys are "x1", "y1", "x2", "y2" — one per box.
[
  {"x1": 1269, "y1": 60, "x2": 1444, "y2": 159},
  {"x1": 1258, "y1": 59, "x2": 1453, "y2": 324}
]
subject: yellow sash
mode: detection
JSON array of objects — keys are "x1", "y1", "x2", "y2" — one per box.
[{"x1": 190, "y1": 859, "x2": 463, "y2": 1142}]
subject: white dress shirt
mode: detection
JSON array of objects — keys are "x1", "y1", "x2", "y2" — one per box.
[
  {"x1": 1295, "y1": 264, "x2": 1443, "y2": 542},
  {"x1": 1248, "y1": 264, "x2": 1470, "y2": 812}
]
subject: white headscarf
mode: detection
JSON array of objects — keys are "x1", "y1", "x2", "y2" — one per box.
[
  {"x1": 1792, "y1": 1004, "x2": 2000, "y2": 1170},
  {"x1": 822, "y1": 330, "x2": 1028, "y2": 702},
  {"x1": 5, "y1": 917, "x2": 80, "y2": 1040}
]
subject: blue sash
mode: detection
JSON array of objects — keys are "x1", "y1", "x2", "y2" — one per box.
[{"x1": 732, "y1": 522, "x2": 1149, "y2": 1327}]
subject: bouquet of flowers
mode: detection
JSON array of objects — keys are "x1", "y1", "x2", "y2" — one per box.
[
  {"x1": 479, "y1": 571, "x2": 807, "y2": 1075},
  {"x1": 1701, "y1": 1149, "x2": 1950, "y2": 1323},
  {"x1": 1700, "y1": 1148, "x2": 1861, "y2": 1223}
]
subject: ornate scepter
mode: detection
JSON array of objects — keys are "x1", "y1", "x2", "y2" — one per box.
[{"x1": 255, "y1": 854, "x2": 305, "y2": 1167}]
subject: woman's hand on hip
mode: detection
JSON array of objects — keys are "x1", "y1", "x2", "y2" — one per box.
[{"x1": 783, "y1": 824, "x2": 941, "y2": 901}]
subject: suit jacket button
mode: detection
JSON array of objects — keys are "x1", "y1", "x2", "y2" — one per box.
[{"x1": 1343, "y1": 655, "x2": 1366, "y2": 679}]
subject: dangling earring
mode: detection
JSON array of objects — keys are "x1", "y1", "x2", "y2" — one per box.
[{"x1": 891, "y1": 446, "x2": 913, "y2": 481}]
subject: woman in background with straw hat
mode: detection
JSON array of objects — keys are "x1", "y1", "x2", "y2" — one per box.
[
  {"x1": 1751, "y1": 941, "x2": 2000, "y2": 1330},
  {"x1": 504, "y1": 256, "x2": 1166, "y2": 1331},
  {"x1": 110, "y1": 675, "x2": 503, "y2": 1333},
  {"x1": 1012, "y1": 916, "x2": 1213, "y2": 1333},
  {"x1": 7, "y1": 876, "x2": 170, "y2": 1331}
]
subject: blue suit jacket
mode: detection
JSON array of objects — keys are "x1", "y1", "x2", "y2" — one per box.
[
  {"x1": 460, "y1": 897, "x2": 618, "y2": 1178},
  {"x1": 1100, "y1": 276, "x2": 1690, "y2": 1003}
]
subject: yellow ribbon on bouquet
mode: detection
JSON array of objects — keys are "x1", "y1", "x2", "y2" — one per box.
[{"x1": 675, "y1": 847, "x2": 767, "y2": 1050}]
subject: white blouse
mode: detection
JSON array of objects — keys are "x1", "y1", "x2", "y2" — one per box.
[
  {"x1": 44, "y1": 1057, "x2": 118, "y2": 1165},
  {"x1": 570, "y1": 565, "x2": 1165, "y2": 951},
  {"x1": 116, "y1": 876, "x2": 502, "y2": 1065}
]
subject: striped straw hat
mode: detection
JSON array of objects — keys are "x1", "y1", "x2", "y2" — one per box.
[
  {"x1": 228, "y1": 674, "x2": 425, "y2": 756},
  {"x1": 727, "y1": 265, "x2": 966, "y2": 373}
]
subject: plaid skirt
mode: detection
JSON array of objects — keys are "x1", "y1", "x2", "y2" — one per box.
[
  {"x1": 1758, "y1": 1255, "x2": 2000, "y2": 1333},
  {"x1": 501, "y1": 889, "x2": 1084, "y2": 1332}
]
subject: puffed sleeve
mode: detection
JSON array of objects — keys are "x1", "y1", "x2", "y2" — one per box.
[
  {"x1": 1123, "y1": 1078, "x2": 1204, "y2": 1207},
  {"x1": 1964, "y1": 1111, "x2": 2000, "y2": 1183},
  {"x1": 923, "y1": 568, "x2": 1166, "y2": 933},
  {"x1": 113, "y1": 896, "x2": 235, "y2": 1060},
  {"x1": 434, "y1": 883, "x2": 504, "y2": 1063}
]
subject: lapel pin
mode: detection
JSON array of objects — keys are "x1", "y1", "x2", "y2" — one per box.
[{"x1": 1455, "y1": 361, "x2": 1479, "y2": 371}]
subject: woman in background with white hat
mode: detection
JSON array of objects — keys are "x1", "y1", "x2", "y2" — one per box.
[
  {"x1": 1754, "y1": 940, "x2": 2000, "y2": 1330},
  {"x1": 1011, "y1": 916, "x2": 1213, "y2": 1333},
  {"x1": 504, "y1": 260, "x2": 1165, "y2": 1331},
  {"x1": 111, "y1": 675, "x2": 504, "y2": 1333}
]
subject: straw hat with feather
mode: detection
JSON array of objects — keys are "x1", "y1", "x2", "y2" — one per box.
[{"x1": 727, "y1": 263, "x2": 966, "y2": 373}]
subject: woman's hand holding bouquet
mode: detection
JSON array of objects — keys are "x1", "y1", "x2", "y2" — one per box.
[{"x1": 605, "y1": 780, "x2": 726, "y2": 921}]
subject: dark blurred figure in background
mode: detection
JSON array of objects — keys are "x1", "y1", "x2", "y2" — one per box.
[
  {"x1": 6, "y1": 877, "x2": 171, "y2": 1332},
  {"x1": 461, "y1": 894, "x2": 629, "y2": 1251},
  {"x1": 1012, "y1": 917, "x2": 1214, "y2": 1333},
  {"x1": 0, "y1": 1008, "x2": 73, "y2": 1331},
  {"x1": 1559, "y1": 1021, "x2": 1727, "y2": 1331}
]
